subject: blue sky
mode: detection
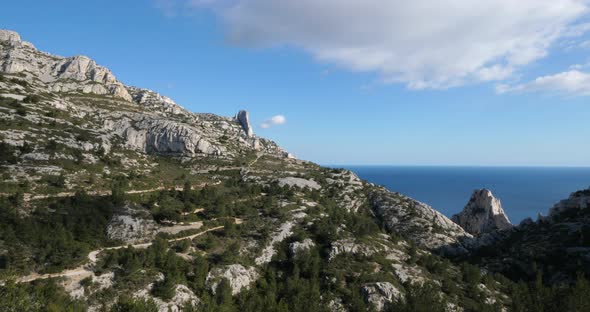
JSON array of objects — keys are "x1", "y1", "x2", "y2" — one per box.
[{"x1": 3, "y1": 0, "x2": 590, "y2": 166}]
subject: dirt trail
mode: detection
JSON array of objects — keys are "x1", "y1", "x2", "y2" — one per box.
[
  {"x1": 247, "y1": 152, "x2": 263, "y2": 168},
  {"x1": 15, "y1": 225, "x2": 225, "y2": 284},
  {"x1": 1, "y1": 183, "x2": 213, "y2": 202}
]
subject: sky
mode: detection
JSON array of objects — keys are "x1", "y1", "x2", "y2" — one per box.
[{"x1": 2, "y1": 0, "x2": 590, "y2": 166}]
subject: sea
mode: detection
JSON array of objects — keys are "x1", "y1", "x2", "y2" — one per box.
[{"x1": 341, "y1": 166, "x2": 590, "y2": 224}]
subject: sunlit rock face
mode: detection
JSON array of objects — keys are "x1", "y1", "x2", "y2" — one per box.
[{"x1": 452, "y1": 189, "x2": 512, "y2": 235}]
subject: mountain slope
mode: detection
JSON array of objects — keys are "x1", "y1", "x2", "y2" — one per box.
[{"x1": 1, "y1": 29, "x2": 589, "y2": 312}]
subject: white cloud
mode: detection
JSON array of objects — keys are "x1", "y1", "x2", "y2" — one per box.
[
  {"x1": 213, "y1": 0, "x2": 590, "y2": 89},
  {"x1": 496, "y1": 70, "x2": 590, "y2": 96},
  {"x1": 260, "y1": 115, "x2": 286, "y2": 129}
]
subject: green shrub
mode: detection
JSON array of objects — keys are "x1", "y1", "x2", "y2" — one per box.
[
  {"x1": 8, "y1": 78, "x2": 28, "y2": 88},
  {"x1": 23, "y1": 94, "x2": 41, "y2": 104},
  {"x1": 151, "y1": 277, "x2": 176, "y2": 301},
  {"x1": 19, "y1": 142, "x2": 34, "y2": 154},
  {"x1": 15, "y1": 106, "x2": 26, "y2": 116},
  {"x1": 112, "y1": 295, "x2": 158, "y2": 312},
  {"x1": 0, "y1": 143, "x2": 18, "y2": 164}
]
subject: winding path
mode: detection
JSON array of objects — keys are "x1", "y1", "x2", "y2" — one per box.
[
  {"x1": 15, "y1": 225, "x2": 225, "y2": 284},
  {"x1": 0, "y1": 182, "x2": 218, "y2": 202}
]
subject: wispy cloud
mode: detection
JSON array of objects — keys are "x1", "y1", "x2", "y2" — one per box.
[
  {"x1": 260, "y1": 115, "x2": 286, "y2": 129},
  {"x1": 156, "y1": 0, "x2": 590, "y2": 90},
  {"x1": 497, "y1": 70, "x2": 590, "y2": 96},
  {"x1": 220, "y1": 0, "x2": 590, "y2": 89}
]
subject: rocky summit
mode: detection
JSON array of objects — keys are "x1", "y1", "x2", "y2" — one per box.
[
  {"x1": 1, "y1": 28, "x2": 590, "y2": 312},
  {"x1": 452, "y1": 189, "x2": 512, "y2": 235}
]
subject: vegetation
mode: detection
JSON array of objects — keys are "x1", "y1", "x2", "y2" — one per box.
[{"x1": 0, "y1": 192, "x2": 115, "y2": 274}]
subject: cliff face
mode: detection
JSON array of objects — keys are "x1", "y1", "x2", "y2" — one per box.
[
  {"x1": 0, "y1": 29, "x2": 290, "y2": 160},
  {"x1": 452, "y1": 189, "x2": 512, "y2": 235}
]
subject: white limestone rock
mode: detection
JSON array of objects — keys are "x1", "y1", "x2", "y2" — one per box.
[
  {"x1": 370, "y1": 187, "x2": 470, "y2": 249},
  {"x1": 361, "y1": 282, "x2": 402, "y2": 311},
  {"x1": 207, "y1": 264, "x2": 259, "y2": 295},
  {"x1": 106, "y1": 206, "x2": 158, "y2": 244},
  {"x1": 0, "y1": 30, "x2": 131, "y2": 101},
  {"x1": 289, "y1": 238, "x2": 315, "y2": 256},
  {"x1": 106, "y1": 117, "x2": 222, "y2": 157},
  {"x1": 278, "y1": 177, "x2": 321, "y2": 190},
  {"x1": 127, "y1": 86, "x2": 187, "y2": 115},
  {"x1": 135, "y1": 284, "x2": 199, "y2": 312},
  {"x1": 0, "y1": 30, "x2": 21, "y2": 43},
  {"x1": 329, "y1": 238, "x2": 390, "y2": 260},
  {"x1": 255, "y1": 220, "x2": 296, "y2": 265},
  {"x1": 452, "y1": 189, "x2": 512, "y2": 235}
]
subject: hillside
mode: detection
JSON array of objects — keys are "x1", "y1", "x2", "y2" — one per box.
[{"x1": 0, "y1": 29, "x2": 589, "y2": 312}]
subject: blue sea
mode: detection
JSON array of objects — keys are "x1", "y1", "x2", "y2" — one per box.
[{"x1": 342, "y1": 166, "x2": 590, "y2": 223}]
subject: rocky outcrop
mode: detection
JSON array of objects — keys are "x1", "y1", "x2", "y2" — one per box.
[
  {"x1": 0, "y1": 30, "x2": 21, "y2": 43},
  {"x1": 135, "y1": 282, "x2": 200, "y2": 312},
  {"x1": 289, "y1": 238, "x2": 315, "y2": 256},
  {"x1": 277, "y1": 177, "x2": 321, "y2": 190},
  {"x1": 235, "y1": 110, "x2": 254, "y2": 137},
  {"x1": 329, "y1": 238, "x2": 382, "y2": 259},
  {"x1": 549, "y1": 188, "x2": 590, "y2": 218},
  {"x1": 127, "y1": 86, "x2": 187, "y2": 115},
  {"x1": 452, "y1": 189, "x2": 512, "y2": 235},
  {"x1": 255, "y1": 220, "x2": 296, "y2": 265},
  {"x1": 0, "y1": 31, "x2": 132, "y2": 101},
  {"x1": 106, "y1": 117, "x2": 222, "y2": 156},
  {"x1": 106, "y1": 205, "x2": 158, "y2": 244},
  {"x1": 207, "y1": 265, "x2": 259, "y2": 295},
  {"x1": 370, "y1": 187, "x2": 470, "y2": 249},
  {"x1": 361, "y1": 282, "x2": 402, "y2": 311}
]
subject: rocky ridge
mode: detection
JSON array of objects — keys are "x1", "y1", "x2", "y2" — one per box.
[{"x1": 0, "y1": 29, "x2": 291, "y2": 161}]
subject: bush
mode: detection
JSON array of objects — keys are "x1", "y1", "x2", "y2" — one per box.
[
  {"x1": 45, "y1": 174, "x2": 66, "y2": 188},
  {"x1": 8, "y1": 78, "x2": 28, "y2": 88},
  {"x1": 0, "y1": 143, "x2": 18, "y2": 164},
  {"x1": 19, "y1": 142, "x2": 34, "y2": 154},
  {"x1": 22, "y1": 94, "x2": 41, "y2": 104},
  {"x1": 15, "y1": 106, "x2": 26, "y2": 116},
  {"x1": 112, "y1": 295, "x2": 158, "y2": 312},
  {"x1": 46, "y1": 140, "x2": 58, "y2": 153},
  {"x1": 76, "y1": 132, "x2": 92, "y2": 142},
  {"x1": 151, "y1": 277, "x2": 176, "y2": 301}
]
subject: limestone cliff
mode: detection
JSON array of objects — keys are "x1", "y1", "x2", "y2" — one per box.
[
  {"x1": 452, "y1": 189, "x2": 512, "y2": 235},
  {"x1": 0, "y1": 29, "x2": 291, "y2": 160}
]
